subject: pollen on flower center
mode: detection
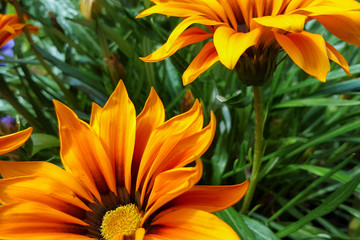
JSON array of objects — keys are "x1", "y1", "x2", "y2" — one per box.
[{"x1": 100, "y1": 203, "x2": 142, "y2": 239}]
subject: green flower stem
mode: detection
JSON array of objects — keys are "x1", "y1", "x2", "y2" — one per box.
[
  {"x1": 240, "y1": 86, "x2": 263, "y2": 214},
  {"x1": 13, "y1": 0, "x2": 79, "y2": 109}
]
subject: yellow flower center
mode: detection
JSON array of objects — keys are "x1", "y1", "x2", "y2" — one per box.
[{"x1": 100, "y1": 203, "x2": 142, "y2": 239}]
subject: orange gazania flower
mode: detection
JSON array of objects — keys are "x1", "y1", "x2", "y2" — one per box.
[
  {"x1": 0, "y1": 127, "x2": 32, "y2": 155},
  {"x1": 0, "y1": 81, "x2": 248, "y2": 239},
  {"x1": 137, "y1": 0, "x2": 360, "y2": 85},
  {"x1": 0, "y1": 14, "x2": 39, "y2": 48}
]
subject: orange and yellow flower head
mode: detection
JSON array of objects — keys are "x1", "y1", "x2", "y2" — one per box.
[
  {"x1": 0, "y1": 14, "x2": 39, "y2": 48},
  {"x1": 137, "y1": 0, "x2": 360, "y2": 85},
  {"x1": 0, "y1": 81, "x2": 248, "y2": 239}
]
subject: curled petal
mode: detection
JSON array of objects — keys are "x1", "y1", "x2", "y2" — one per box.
[
  {"x1": 325, "y1": 42, "x2": 350, "y2": 76},
  {"x1": 0, "y1": 128, "x2": 32, "y2": 155},
  {"x1": 141, "y1": 27, "x2": 212, "y2": 62},
  {"x1": 214, "y1": 27, "x2": 261, "y2": 70},
  {"x1": 314, "y1": 12, "x2": 360, "y2": 47},
  {"x1": 274, "y1": 31, "x2": 330, "y2": 82},
  {"x1": 182, "y1": 41, "x2": 219, "y2": 85},
  {"x1": 169, "y1": 181, "x2": 249, "y2": 212}
]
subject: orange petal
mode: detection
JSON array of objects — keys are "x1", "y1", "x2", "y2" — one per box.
[
  {"x1": 54, "y1": 100, "x2": 116, "y2": 200},
  {"x1": 133, "y1": 88, "x2": 165, "y2": 176},
  {"x1": 0, "y1": 202, "x2": 87, "y2": 236},
  {"x1": 136, "y1": 100, "x2": 202, "y2": 192},
  {"x1": 165, "y1": 16, "x2": 224, "y2": 52},
  {"x1": 0, "y1": 128, "x2": 32, "y2": 155},
  {"x1": 98, "y1": 80, "x2": 136, "y2": 193},
  {"x1": 182, "y1": 41, "x2": 219, "y2": 85},
  {"x1": 150, "y1": 112, "x2": 216, "y2": 177},
  {"x1": 140, "y1": 27, "x2": 212, "y2": 62},
  {"x1": 253, "y1": 14, "x2": 307, "y2": 32},
  {"x1": 90, "y1": 102, "x2": 102, "y2": 135},
  {"x1": 0, "y1": 176, "x2": 91, "y2": 212},
  {"x1": 213, "y1": 27, "x2": 261, "y2": 69},
  {"x1": 147, "y1": 208, "x2": 240, "y2": 240},
  {"x1": 237, "y1": 0, "x2": 253, "y2": 26},
  {"x1": 274, "y1": 31, "x2": 330, "y2": 82},
  {"x1": 142, "y1": 159, "x2": 203, "y2": 224},
  {"x1": 314, "y1": 12, "x2": 360, "y2": 47},
  {"x1": 136, "y1": 2, "x2": 221, "y2": 21},
  {"x1": 169, "y1": 181, "x2": 249, "y2": 213},
  {"x1": 0, "y1": 160, "x2": 93, "y2": 202},
  {"x1": 325, "y1": 42, "x2": 350, "y2": 75}
]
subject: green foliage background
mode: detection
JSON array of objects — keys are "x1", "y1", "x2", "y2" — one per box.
[{"x1": 1, "y1": 0, "x2": 360, "y2": 239}]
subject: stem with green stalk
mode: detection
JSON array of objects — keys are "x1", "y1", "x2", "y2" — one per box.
[{"x1": 240, "y1": 86, "x2": 263, "y2": 214}]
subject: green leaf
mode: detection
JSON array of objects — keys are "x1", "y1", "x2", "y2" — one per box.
[
  {"x1": 215, "y1": 207, "x2": 280, "y2": 240},
  {"x1": 276, "y1": 173, "x2": 360, "y2": 238},
  {"x1": 211, "y1": 132, "x2": 229, "y2": 185},
  {"x1": 31, "y1": 134, "x2": 60, "y2": 156},
  {"x1": 273, "y1": 98, "x2": 360, "y2": 108},
  {"x1": 288, "y1": 164, "x2": 360, "y2": 193},
  {"x1": 216, "y1": 90, "x2": 252, "y2": 109}
]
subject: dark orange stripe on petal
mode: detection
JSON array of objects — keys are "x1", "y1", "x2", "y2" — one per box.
[
  {"x1": 98, "y1": 80, "x2": 136, "y2": 193},
  {"x1": 0, "y1": 161, "x2": 93, "y2": 203},
  {"x1": 54, "y1": 100, "x2": 116, "y2": 200}
]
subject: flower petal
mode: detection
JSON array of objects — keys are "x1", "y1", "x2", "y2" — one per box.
[
  {"x1": 314, "y1": 12, "x2": 360, "y2": 47},
  {"x1": 98, "y1": 81, "x2": 136, "y2": 193},
  {"x1": 54, "y1": 100, "x2": 116, "y2": 200},
  {"x1": 142, "y1": 159, "x2": 203, "y2": 223},
  {"x1": 325, "y1": 42, "x2": 350, "y2": 75},
  {"x1": 137, "y1": 2, "x2": 221, "y2": 21},
  {"x1": 213, "y1": 26, "x2": 261, "y2": 69},
  {"x1": 274, "y1": 31, "x2": 330, "y2": 82},
  {"x1": 149, "y1": 112, "x2": 216, "y2": 178},
  {"x1": 0, "y1": 202, "x2": 88, "y2": 239},
  {"x1": 136, "y1": 100, "x2": 202, "y2": 192},
  {"x1": 0, "y1": 176, "x2": 91, "y2": 213},
  {"x1": 0, "y1": 160, "x2": 93, "y2": 202},
  {"x1": 133, "y1": 88, "x2": 165, "y2": 179},
  {"x1": 253, "y1": 14, "x2": 307, "y2": 32},
  {"x1": 89, "y1": 102, "x2": 102, "y2": 135},
  {"x1": 146, "y1": 208, "x2": 240, "y2": 240},
  {"x1": 140, "y1": 27, "x2": 212, "y2": 62},
  {"x1": 168, "y1": 181, "x2": 249, "y2": 213},
  {"x1": 182, "y1": 41, "x2": 219, "y2": 85},
  {"x1": 165, "y1": 16, "x2": 223, "y2": 52},
  {"x1": 0, "y1": 127, "x2": 32, "y2": 155}
]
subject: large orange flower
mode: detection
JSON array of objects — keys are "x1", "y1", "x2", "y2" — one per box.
[
  {"x1": 137, "y1": 0, "x2": 360, "y2": 85},
  {"x1": 0, "y1": 81, "x2": 248, "y2": 239},
  {"x1": 0, "y1": 128, "x2": 32, "y2": 155},
  {"x1": 0, "y1": 14, "x2": 39, "y2": 48}
]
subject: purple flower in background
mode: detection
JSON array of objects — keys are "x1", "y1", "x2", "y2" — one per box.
[
  {"x1": 0, "y1": 115, "x2": 17, "y2": 134},
  {"x1": 0, "y1": 39, "x2": 15, "y2": 66}
]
